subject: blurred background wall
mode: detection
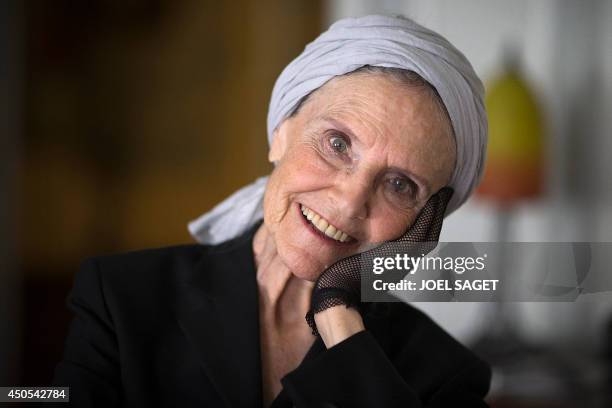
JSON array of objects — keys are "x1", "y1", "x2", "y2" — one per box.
[
  {"x1": 2, "y1": 0, "x2": 611, "y2": 407},
  {"x1": 1, "y1": 0, "x2": 23, "y2": 389}
]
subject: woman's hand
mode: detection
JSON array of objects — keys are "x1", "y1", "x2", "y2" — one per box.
[
  {"x1": 305, "y1": 187, "x2": 454, "y2": 341},
  {"x1": 314, "y1": 305, "x2": 365, "y2": 348}
]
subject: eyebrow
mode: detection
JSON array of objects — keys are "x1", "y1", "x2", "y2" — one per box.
[{"x1": 318, "y1": 115, "x2": 432, "y2": 198}]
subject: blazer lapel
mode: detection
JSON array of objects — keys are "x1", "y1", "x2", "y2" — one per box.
[{"x1": 176, "y1": 227, "x2": 263, "y2": 408}]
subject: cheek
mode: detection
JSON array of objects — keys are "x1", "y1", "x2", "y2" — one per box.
[
  {"x1": 265, "y1": 148, "x2": 333, "y2": 220},
  {"x1": 261, "y1": 147, "x2": 342, "y2": 280},
  {"x1": 368, "y1": 209, "x2": 416, "y2": 243}
]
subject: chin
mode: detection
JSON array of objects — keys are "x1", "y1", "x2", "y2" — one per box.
[{"x1": 277, "y1": 243, "x2": 324, "y2": 282}]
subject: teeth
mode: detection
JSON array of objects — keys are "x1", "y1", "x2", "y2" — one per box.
[
  {"x1": 317, "y1": 218, "x2": 329, "y2": 231},
  {"x1": 325, "y1": 225, "x2": 336, "y2": 238},
  {"x1": 300, "y1": 204, "x2": 352, "y2": 243}
]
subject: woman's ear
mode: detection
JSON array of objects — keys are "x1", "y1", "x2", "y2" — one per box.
[{"x1": 268, "y1": 119, "x2": 290, "y2": 163}]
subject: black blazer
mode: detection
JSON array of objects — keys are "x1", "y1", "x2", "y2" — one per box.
[{"x1": 53, "y1": 222, "x2": 491, "y2": 407}]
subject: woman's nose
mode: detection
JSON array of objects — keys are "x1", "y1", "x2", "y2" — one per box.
[{"x1": 329, "y1": 174, "x2": 373, "y2": 221}]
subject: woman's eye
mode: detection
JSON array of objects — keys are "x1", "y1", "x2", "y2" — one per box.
[
  {"x1": 386, "y1": 176, "x2": 417, "y2": 200},
  {"x1": 390, "y1": 177, "x2": 409, "y2": 192},
  {"x1": 329, "y1": 135, "x2": 349, "y2": 153}
]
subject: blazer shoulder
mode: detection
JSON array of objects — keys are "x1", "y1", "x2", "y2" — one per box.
[
  {"x1": 85, "y1": 243, "x2": 206, "y2": 272},
  {"x1": 82, "y1": 243, "x2": 205, "y2": 280},
  {"x1": 72, "y1": 244, "x2": 212, "y2": 303},
  {"x1": 83, "y1": 231, "x2": 254, "y2": 279}
]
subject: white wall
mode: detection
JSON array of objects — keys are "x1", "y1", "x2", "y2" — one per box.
[{"x1": 324, "y1": 0, "x2": 612, "y2": 349}]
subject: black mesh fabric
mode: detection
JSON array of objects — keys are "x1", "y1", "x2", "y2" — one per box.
[{"x1": 305, "y1": 187, "x2": 454, "y2": 336}]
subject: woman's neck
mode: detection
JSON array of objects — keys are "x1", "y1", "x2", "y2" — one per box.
[{"x1": 253, "y1": 223, "x2": 314, "y2": 328}]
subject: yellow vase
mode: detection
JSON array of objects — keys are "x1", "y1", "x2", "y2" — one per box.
[{"x1": 477, "y1": 64, "x2": 545, "y2": 204}]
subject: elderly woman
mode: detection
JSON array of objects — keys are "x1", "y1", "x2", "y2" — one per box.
[{"x1": 54, "y1": 15, "x2": 490, "y2": 408}]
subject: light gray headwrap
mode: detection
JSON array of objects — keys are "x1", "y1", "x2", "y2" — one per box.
[{"x1": 189, "y1": 14, "x2": 487, "y2": 245}]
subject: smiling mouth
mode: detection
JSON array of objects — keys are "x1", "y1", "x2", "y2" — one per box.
[{"x1": 299, "y1": 203, "x2": 356, "y2": 243}]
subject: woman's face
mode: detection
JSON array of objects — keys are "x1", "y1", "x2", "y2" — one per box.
[{"x1": 263, "y1": 72, "x2": 456, "y2": 281}]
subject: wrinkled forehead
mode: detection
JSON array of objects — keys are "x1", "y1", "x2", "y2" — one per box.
[{"x1": 295, "y1": 73, "x2": 454, "y2": 150}]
